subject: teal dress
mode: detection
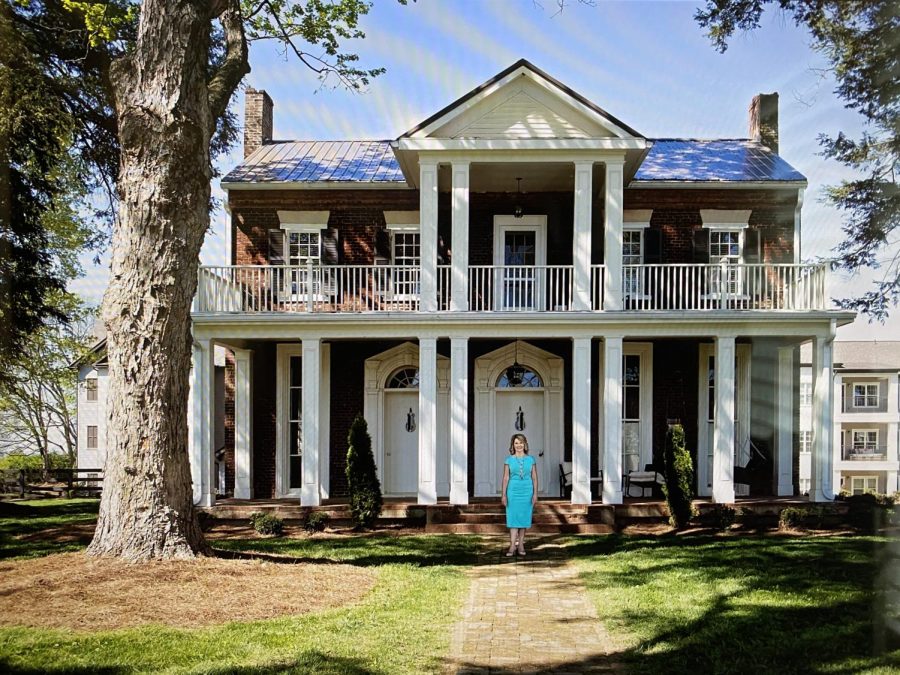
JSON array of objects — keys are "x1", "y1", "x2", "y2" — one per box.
[{"x1": 505, "y1": 455, "x2": 536, "y2": 528}]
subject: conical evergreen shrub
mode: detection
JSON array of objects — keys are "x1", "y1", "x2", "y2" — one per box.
[
  {"x1": 662, "y1": 423, "x2": 695, "y2": 529},
  {"x1": 346, "y1": 414, "x2": 383, "y2": 529}
]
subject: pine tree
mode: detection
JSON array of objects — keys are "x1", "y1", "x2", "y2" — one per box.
[{"x1": 346, "y1": 415, "x2": 382, "y2": 529}]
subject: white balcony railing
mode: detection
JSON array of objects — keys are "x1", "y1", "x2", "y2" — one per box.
[
  {"x1": 195, "y1": 262, "x2": 827, "y2": 314},
  {"x1": 621, "y1": 263, "x2": 826, "y2": 311},
  {"x1": 843, "y1": 446, "x2": 888, "y2": 461}
]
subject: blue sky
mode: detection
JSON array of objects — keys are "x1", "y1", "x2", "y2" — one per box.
[{"x1": 70, "y1": 0, "x2": 898, "y2": 339}]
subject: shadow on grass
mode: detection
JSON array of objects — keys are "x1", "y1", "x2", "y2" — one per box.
[
  {"x1": 0, "y1": 499, "x2": 99, "y2": 560},
  {"x1": 562, "y1": 534, "x2": 900, "y2": 675},
  {"x1": 0, "y1": 662, "x2": 123, "y2": 675},
  {"x1": 212, "y1": 533, "x2": 481, "y2": 568}
]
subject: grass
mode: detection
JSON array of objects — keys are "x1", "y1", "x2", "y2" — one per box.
[
  {"x1": 0, "y1": 499, "x2": 99, "y2": 560},
  {"x1": 566, "y1": 534, "x2": 900, "y2": 675},
  {"x1": 0, "y1": 499, "x2": 479, "y2": 674}
]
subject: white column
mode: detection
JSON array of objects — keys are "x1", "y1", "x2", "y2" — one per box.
[
  {"x1": 233, "y1": 348, "x2": 254, "y2": 500},
  {"x1": 450, "y1": 161, "x2": 470, "y2": 312},
  {"x1": 811, "y1": 332, "x2": 835, "y2": 502},
  {"x1": 419, "y1": 158, "x2": 439, "y2": 313},
  {"x1": 191, "y1": 339, "x2": 216, "y2": 507},
  {"x1": 189, "y1": 343, "x2": 201, "y2": 505},
  {"x1": 301, "y1": 339, "x2": 321, "y2": 506},
  {"x1": 572, "y1": 161, "x2": 593, "y2": 311},
  {"x1": 774, "y1": 346, "x2": 794, "y2": 496},
  {"x1": 319, "y1": 344, "x2": 331, "y2": 499},
  {"x1": 572, "y1": 337, "x2": 593, "y2": 503},
  {"x1": 713, "y1": 335, "x2": 736, "y2": 503},
  {"x1": 418, "y1": 337, "x2": 438, "y2": 504},
  {"x1": 450, "y1": 337, "x2": 468, "y2": 504},
  {"x1": 603, "y1": 159, "x2": 625, "y2": 311},
  {"x1": 602, "y1": 337, "x2": 623, "y2": 504}
]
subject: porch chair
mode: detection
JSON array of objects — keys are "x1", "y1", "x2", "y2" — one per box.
[
  {"x1": 624, "y1": 464, "x2": 664, "y2": 498},
  {"x1": 558, "y1": 462, "x2": 603, "y2": 499}
]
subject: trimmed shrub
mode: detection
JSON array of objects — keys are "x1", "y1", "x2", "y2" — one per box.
[
  {"x1": 304, "y1": 511, "x2": 330, "y2": 533},
  {"x1": 249, "y1": 512, "x2": 284, "y2": 536},
  {"x1": 662, "y1": 423, "x2": 695, "y2": 529},
  {"x1": 346, "y1": 414, "x2": 383, "y2": 529},
  {"x1": 779, "y1": 506, "x2": 827, "y2": 530},
  {"x1": 706, "y1": 504, "x2": 737, "y2": 531}
]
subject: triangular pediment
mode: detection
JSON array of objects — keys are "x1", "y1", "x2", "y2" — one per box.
[{"x1": 401, "y1": 60, "x2": 643, "y2": 141}]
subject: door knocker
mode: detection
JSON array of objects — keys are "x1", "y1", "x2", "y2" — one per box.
[
  {"x1": 406, "y1": 407, "x2": 416, "y2": 433},
  {"x1": 515, "y1": 406, "x2": 525, "y2": 431}
]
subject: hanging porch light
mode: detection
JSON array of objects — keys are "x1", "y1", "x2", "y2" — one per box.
[
  {"x1": 513, "y1": 177, "x2": 524, "y2": 218},
  {"x1": 505, "y1": 340, "x2": 526, "y2": 386}
]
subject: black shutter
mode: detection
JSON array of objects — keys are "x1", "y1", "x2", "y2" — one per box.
[
  {"x1": 322, "y1": 227, "x2": 340, "y2": 265},
  {"x1": 644, "y1": 229, "x2": 662, "y2": 264},
  {"x1": 743, "y1": 228, "x2": 761, "y2": 264},
  {"x1": 375, "y1": 229, "x2": 392, "y2": 262},
  {"x1": 692, "y1": 228, "x2": 709, "y2": 263},
  {"x1": 268, "y1": 229, "x2": 285, "y2": 265}
]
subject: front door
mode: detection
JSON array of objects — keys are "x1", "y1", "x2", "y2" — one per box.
[
  {"x1": 493, "y1": 216, "x2": 547, "y2": 311},
  {"x1": 384, "y1": 391, "x2": 419, "y2": 495},
  {"x1": 494, "y1": 390, "x2": 545, "y2": 494}
]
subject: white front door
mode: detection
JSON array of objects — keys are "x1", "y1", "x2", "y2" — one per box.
[
  {"x1": 384, "y1": 391, "x2": 419, "y2": 495},
  {"x1": 494, "y1": 390, "x2": 545, "y2": 494}
]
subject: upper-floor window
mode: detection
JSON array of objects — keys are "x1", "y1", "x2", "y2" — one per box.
[
  {"x1": 853, "y1": 383, "x2": 879, "y2": 408},
  {"x1": 851, "y1": 429, "x2": 878, "y2": 452},
  {"x1": 86, "y1": 378, "x2": 98, "y2": 402},
  {"x1": 799, "y1": 383, "x2": 812, "y2": 406},
  {"x1": 87, "y1": 426, "x2": 98, "y2": 449},
  {"x1": 799, "y1": 430, "x2": 811, "y2": 453},
  {"x1": 709, "y1": 230, "x2": 742, "y2": 262},
  {"x1": 287, "y1": 230, "x2": 321, "y2": 267}
]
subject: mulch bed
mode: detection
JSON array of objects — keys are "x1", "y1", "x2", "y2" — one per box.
[{"x1": 0, "y1": 551, "x2": 375, "y2": 632}]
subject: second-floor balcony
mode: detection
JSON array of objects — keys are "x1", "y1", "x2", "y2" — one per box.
[
  {"x1": 842, "y1": 445, "x2": 888, "y2": 461},
  {"x1": 194, "y1": 262, "x2": 827, "y2": 315}
]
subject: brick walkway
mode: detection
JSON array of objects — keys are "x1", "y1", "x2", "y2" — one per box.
[{"x1": 444, "y1": 536, "x2": 618, "y2": 674}]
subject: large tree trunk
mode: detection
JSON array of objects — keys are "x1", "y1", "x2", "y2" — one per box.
[{"x1": 87, "y1": 0, "x2": 215, "y2": 560}]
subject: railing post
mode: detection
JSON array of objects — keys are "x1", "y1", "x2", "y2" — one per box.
[{"x1": 18, "y1": 469, "x2": 25, "y2": 498}]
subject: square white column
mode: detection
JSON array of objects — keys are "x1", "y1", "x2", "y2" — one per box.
[
  {"x1": 775, "y1": 346, "x2": 794, "y2": 496},
  {"x1": 713, "y1": 335, "x2": 736, "y2": 503},
  {"x1": 602, "y1": 337, "x2": 623, "y2": 504},
  {"x1": 418, "y1": 337, "x2": 438, "y2": 504},
  {"x1": 572, "y1": 337, "x2": 593, "y2": 503},
  {"x1": 450, "y1": 161, "x2": 470, "y2": 312},
  {"x1": 450, "y1": 337, "x2": 468, "y2": 504},
  {"x1": 603, "y1": 159, "x2": 625, "y2": 311},
  {"x1": 233, "y1": 348, "x2": 254, "y2": 500},
  {"x1": 811, "y1": 332, "x2": 835, "y2": 502},
  {"x1": 419, "y1": 158, "x2": 439, "y2": 313},
  {"x1": 319, "y1": 344, "x2": 331, "y2": 499},
  {"x1": 572, "y1": 161, "x2": 593, "y2": 311},
  {"x1": 301, "y1": 339, "x2": 321, "y2": 506},
  {"x1": 191, "y1": 339, "x2": 216, "y2": 507}
]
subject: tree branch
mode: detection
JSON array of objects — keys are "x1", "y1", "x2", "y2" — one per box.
[{"x1": 207, "y1": 0, "x2": 250, "y2": 125}]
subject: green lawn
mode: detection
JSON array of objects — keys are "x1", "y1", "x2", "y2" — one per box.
[
  {"x1": 567, "y1": 534, "x2": 900, "y2": 675},
  {"x1": 0, "y1": 498, "x2": 99, "y2": 559},
  {"x1": 0, "y1": 500, "x2": 478, "y2": 674}
]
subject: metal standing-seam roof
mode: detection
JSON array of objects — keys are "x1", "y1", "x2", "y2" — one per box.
[
  {"x1": 633, "y1": 139, "x2": 806, "y2": 183},
  {"x1": 221, "y1": 140, "x2": 407, "y2": 185},
  {"x1": 221, "y1": 138, "x2": 807, "y2": 186}
]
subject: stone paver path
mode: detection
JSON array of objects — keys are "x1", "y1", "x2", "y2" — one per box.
[{"x1": 445, "y1": 536, "x2": 618, "y2": 674}]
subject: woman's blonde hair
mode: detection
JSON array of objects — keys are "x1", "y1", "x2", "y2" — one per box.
[{"x1": 508, "y1": 433, "x2": 529, "y2": 455}]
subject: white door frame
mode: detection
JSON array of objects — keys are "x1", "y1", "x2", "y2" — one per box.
[
  {"x1": 622, "y1": 342, "x2": 654, "y2": 494},
  {"x1": 276, "y1": 343, "x2": 303, "y2": 498},
  {"x1": 474, "y1": 340, "x2": 564, "y2": 497},
  {"x1": 493, "y1": 215, "x2": 548, "y2": 311},
  {"x1": 364, "y1": 342, "x2": 450, "y2": 497},
  {"x1": 697, "y1": 343, "x2": 751, "y2": 497}
]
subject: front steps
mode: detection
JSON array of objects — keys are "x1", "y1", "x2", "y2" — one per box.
[{"x1": 425, "y1": 502, "x2": 617, "y2": 534}]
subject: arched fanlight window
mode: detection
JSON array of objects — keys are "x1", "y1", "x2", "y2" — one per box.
[
  {"x1": 387, "y1": 367, "x2": 419, "y2": 389},
  {"x1": 496, "y1": 367, "x2": 542, "y2": 388}
]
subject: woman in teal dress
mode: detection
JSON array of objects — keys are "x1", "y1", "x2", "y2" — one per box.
[{"x1": 500, "y1": 433, "x2": 538, "y2": 556}]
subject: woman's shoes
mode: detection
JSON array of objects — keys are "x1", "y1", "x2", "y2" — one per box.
[
  {"x1": 505, "y1": 547, "x2": 516, "y2": 557},
  {"x1": 517, "y1": 545, "x2": 526, "y2": 556}
]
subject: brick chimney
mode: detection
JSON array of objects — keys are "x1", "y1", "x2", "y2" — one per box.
[
  {"x1": 749, "y1": 93, "x2": 778, "y2": 154},
  {"x1": 244, "y1": 88, "x2": 273, "y2": 158}
]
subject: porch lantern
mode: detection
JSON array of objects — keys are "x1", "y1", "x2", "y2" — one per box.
[
  {"x1": 505, "y1": 341, "x2": 526, "y2": 386},
  {"x1": 513, "y1": 177, "x2": 524, "y2": 219}
]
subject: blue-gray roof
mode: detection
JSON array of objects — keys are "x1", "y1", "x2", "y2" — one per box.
[
  {"x1": 222, "y1": 138, "x2": 806, "y2": 186},
  {"x1": 222, "y1": 141, "x2": 407, "y2": 185},
  {"x1": 633, "y1": 139, "x2": 805, "y2": 183}
]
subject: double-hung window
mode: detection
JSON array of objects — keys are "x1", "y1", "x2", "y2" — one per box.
[
  {"x1": 853, "y1": 383, "x2": 879, "y2": 408},
  {"x1": 799, "y1": 382, "x2": 812, "y2": 406},
  {"x1": 86, "y1": 378, "x2": 98, "y2": 402},
  {"x1": 850, "y1": 476, "x2": 878, "y2": 495},
  {"x1": 709, "y1": 230, "x2": 743, "y2": 294},
  {"x1": 275, "y1": 211, "x2": 331, "y2": 301},
  {"x1": 851, "y1": 429, "x2": 879, "y2": 456},
  {"x1": 384, "y1": 211, "x2": 421, "y2": 304},
  {"x1": 623, "y1": 230, "x2": 643, "y2": 296}
]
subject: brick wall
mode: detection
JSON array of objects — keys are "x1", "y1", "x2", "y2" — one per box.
[
  {"x1": 251, "y1": 343, "x2": 277, "y2": 498},
  {"x1": 651, "y1": 340, "x2": 701, "y2": 469},
  {"x1": 223, "y1": 353, "x2": 235, "y2": 495},
  {"x1": 230, "y1": 186, "x2": 799, "y2": 266}
]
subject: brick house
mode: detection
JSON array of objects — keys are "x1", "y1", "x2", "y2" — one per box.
[{"x1": 188, "y1": 60, "x2": 853, "y2": 507}]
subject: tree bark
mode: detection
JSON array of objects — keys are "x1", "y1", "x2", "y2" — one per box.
[{"x1": 87, "y1": 0, "x2": 218, "y2": 560}]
